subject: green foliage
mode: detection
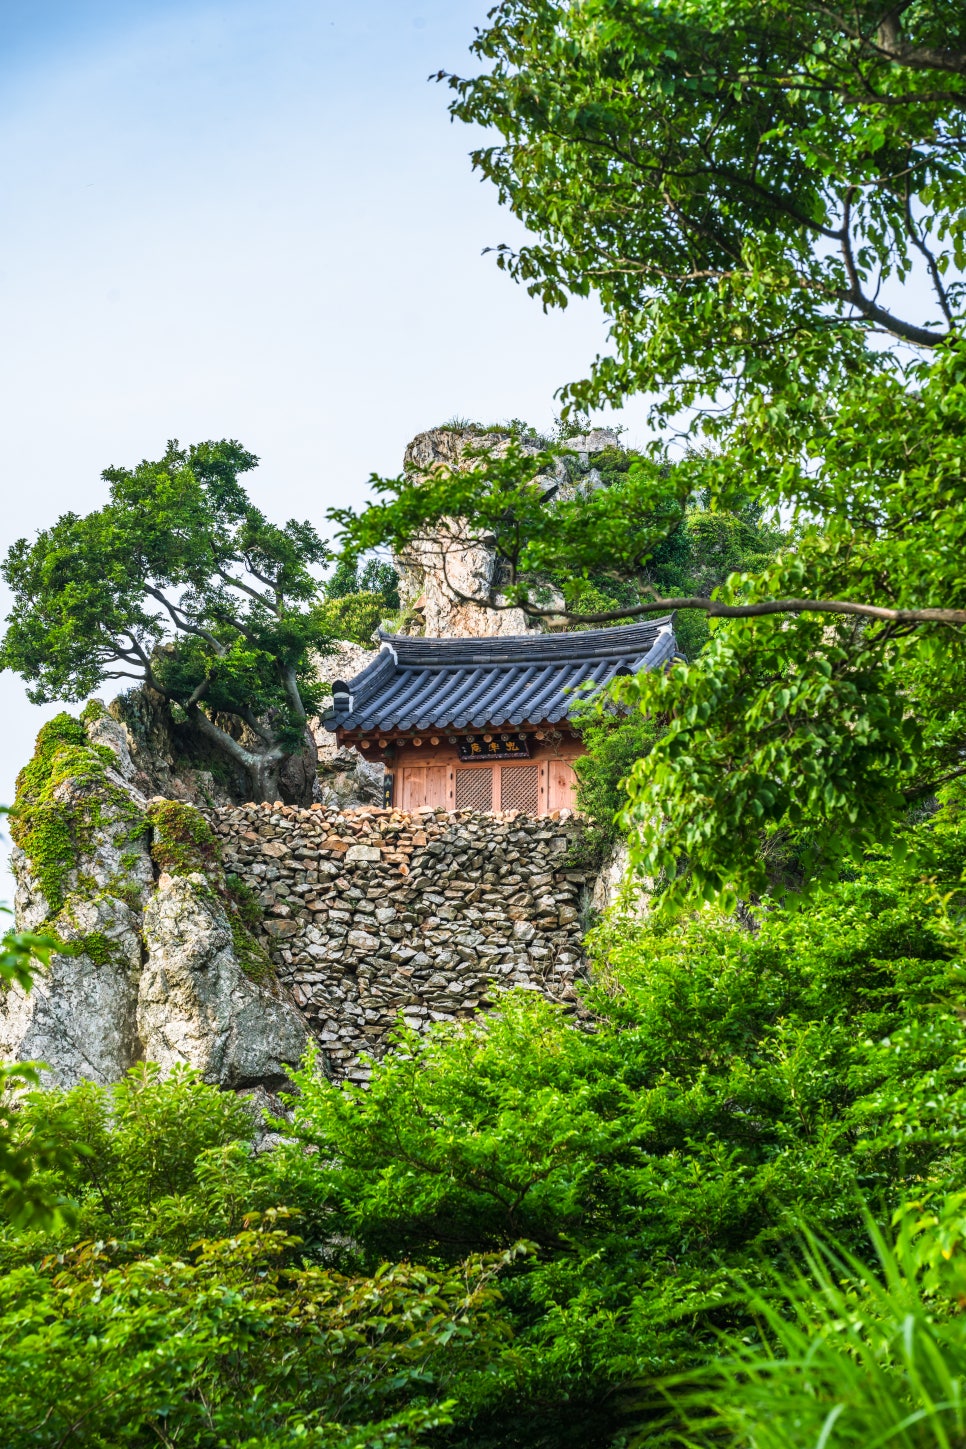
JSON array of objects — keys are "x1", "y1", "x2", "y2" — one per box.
[
  {"x1": 1, "y1": 804, "x2": 965, "y2": 1443},
  {"x1": 225, "y1": 872, "x2": 263, "y2": 932},
  {"x1": 325, "y1": 555, "x2": 399, "y2": 606},
  {"x1": 253, "y1": 799, "x2": 966, "y2": 1445},
  {"x1": 0, "y1": 440, "x2": 333, "y2": 799},
  {"x1": 442, "y1": 0, "x2": 965, "y2": 432},
  {"x1": 0, "y1": 1071, "x2": 511, "y2": 1448},
  {"x1": 3, "y1": 1064, "x2": 255, "y2": 1255},
  {"x1": 608, "y1": 345, "x2": 966, "y2": 905},
  {"x1": 663, "y1": 1200, "x2": 966, "y2": 1448},
  {"x1": 571, "y1": 707, "x2": 663, "y2": 852},
  {"x1": 317, "y1": 591, "x2": 389, "y2": 648},
  {"x1": 0, "y1": 1220, "x2": 509, "y2": 1449},
  {"x1": 333, "y1": 440, "x2": 783, "y2": 648},
  {"x1": 317, "y1": 555, "x2": 400, "y2": 648},
  {"x1": 146, "y1": 798, "x2": 221, "y2": 877}
]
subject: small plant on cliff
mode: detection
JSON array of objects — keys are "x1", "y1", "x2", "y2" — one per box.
[
  {"x1": 0, "y1": 439, "x2": 332, "y2": 802},
  {"x1": 146, "y1": 799, "x2": 222, "y2": 877}
]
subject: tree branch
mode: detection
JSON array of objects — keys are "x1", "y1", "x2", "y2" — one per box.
[
  {"x1": 837, "y1": 187, "x2": 950, "y2": 345},
  {"x1": 210, "y1": 607, "x2": 258, "y2": 644},
  {"x1": 215, "y1": 566, "x2": 279, "y2": 616},
  {"x1": 144, "y1": 585, "x2": 226, "y2": 654},
  {"x1": 280, "y1": 664, "x2": 306, "y2": 722},
  {"x1": 430, "y1": 558, "x2": 966, "y2": 627},
  {"x1": 903, "y1": 172, "x2": 953, "y2": 325},
  {"x1": 519, "y1": 595, "x2": 966, "y2": 628},
  {"x1": 903, "y1": 763, "x2": 966, "y2": 800},
  {"x1": 186, "y1": 704, "x2": 285, "y2": 774},
  {"x1": 872, "y1": 7, "x2": 966, "y2": 75}
]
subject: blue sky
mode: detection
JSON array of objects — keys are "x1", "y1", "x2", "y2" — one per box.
[{"x1": 0, "y1": 0, "x2": 650, "y2": 876}]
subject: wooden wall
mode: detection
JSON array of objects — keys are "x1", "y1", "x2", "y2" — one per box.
[{"x1": 386, "y1": 738, "x2": 584, "y2": 815}]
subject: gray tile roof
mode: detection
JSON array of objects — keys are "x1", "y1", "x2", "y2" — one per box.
[{"x1": 325, "y1": 618, "x2": 676, "y2": 735}]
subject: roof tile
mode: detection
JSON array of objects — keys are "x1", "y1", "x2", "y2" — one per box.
[{"x1": 327, "y1": 618, "x2": 676, "y2": 734}]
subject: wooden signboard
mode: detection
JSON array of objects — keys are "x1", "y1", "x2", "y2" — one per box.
[{"x1": 457, "y1": 737, "x2": 532, "y2": 762}]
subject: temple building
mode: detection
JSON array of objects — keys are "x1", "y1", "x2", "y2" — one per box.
[{"x1": 324, "y1": 618, "x2": 677, "y2": 815}]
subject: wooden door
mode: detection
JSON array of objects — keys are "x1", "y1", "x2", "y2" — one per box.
[
  {"x1": 547, "y1": 757, "x2": 578, "y2": 813},
  {"x1": 399, "y1": 765, "x2": 448, "y2": 811}
]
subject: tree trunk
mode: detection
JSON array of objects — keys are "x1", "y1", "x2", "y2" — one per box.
[{"x1": 186, "y1": 705, "x2": 316, "y2": 805}]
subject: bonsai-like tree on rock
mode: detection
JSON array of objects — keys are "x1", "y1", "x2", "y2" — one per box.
[{"x1": 1, "y1": 440, "x2": 331, "y2": 804}]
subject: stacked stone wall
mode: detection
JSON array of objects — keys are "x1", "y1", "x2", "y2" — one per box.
[{"x1": 210, "y1": 803, "x2": 594, "y2": 1080}]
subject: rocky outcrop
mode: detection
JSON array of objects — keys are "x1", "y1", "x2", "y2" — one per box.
[
  {"x1": 590, "y1": 840, "x2": 652, "y2": 919},
  {"x1": 1, "y1": 707, "x2": 307, "y2": 1091},
  {"x1": 2, "y1": 887, "x2": 145, "y2": 1088},
  {"x1": 2, "y1": 710, "x2": 155, "y2": 1085},
  {"x1": 139, "y1": 873, "x2": 307, "y2": 1089},
  {"x1": 107, "y1": 683, "x2": 318, "y2": 811},
  {"x1": 395, "y1": 425, "x2": 624, "y2": 639},
  {"x1": 4, "y1": 704, "x2": 607, "y2": 1093},
  {"x1": 397, "y1": 428, "x2": 554, "y2": 638}
]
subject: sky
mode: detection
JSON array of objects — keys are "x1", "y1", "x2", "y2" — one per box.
[{"x1": 0, "y1": 0, "x2": 653, "y2": 889}]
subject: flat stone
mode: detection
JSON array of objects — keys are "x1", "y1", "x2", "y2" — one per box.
[
  {"x1": 264, "y1": 918, "x2": 299, "y2": 939},
  {"x1": 345, "y1": 844, "x2": 382, "y2": 863},
  {"x1": 347, "y1": 929, "x2": 380, "y2": 950}
]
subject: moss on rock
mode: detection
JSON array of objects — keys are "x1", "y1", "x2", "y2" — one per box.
[
  {"x1": 146, "y1": 800, "x2": 221, "y2": 876},
  {"x1": 11, "y1": 712, "x2": 145, "y2": 918}
]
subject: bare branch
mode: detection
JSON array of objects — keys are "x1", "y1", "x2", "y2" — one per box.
[{"x1": 524, "y1": 595, "x2": 966, "y2": 628}]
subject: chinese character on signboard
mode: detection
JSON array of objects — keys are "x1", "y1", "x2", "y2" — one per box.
[{"x1": 457, "y1": 736, "x2": 532, "y2": 762}]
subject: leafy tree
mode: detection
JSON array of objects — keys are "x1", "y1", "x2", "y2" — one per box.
[
  {"x1": 0, "y1": 440, "x2": 332, "y2": 802},
  {"x1": 440, "y1": 0, "x2": 966, "y2": 431},
  {"x1": 316, "y1": 554, "x2": 401, "y2": 648},
  {"x1": 0, "y1": 1217, "x2": 508, "y2": 1448},
  {"x1": 333, "y1": 1, "x2": 966, "y2": 901}
]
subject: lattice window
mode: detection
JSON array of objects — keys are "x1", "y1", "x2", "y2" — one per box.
[
  {"x1": 455, "y1": 767, "x2": 493, "y2": 812},
  {"x1": 500, "y1": 764, "x2": 539, "y2": 815}
]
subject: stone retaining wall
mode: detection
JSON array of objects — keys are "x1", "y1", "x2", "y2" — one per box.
[{"x1": 210, "y1": 803, "x2": 594, "y2": 1080}]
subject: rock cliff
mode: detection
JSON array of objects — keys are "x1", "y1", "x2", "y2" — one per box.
[
  {"x1": 394, "y1": 425, "x2": 621, "y2": 638},
  {"x1": 2, "y1": 704, "x2": 604, "y2": 1091},
  {"x1": 1, "y1": 706, "x2": 308, "y2": 1090}
]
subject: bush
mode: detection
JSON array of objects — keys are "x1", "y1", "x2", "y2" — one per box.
[{"x1": 259, "y1": 794, "x2": 966, "y2": 1445}]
